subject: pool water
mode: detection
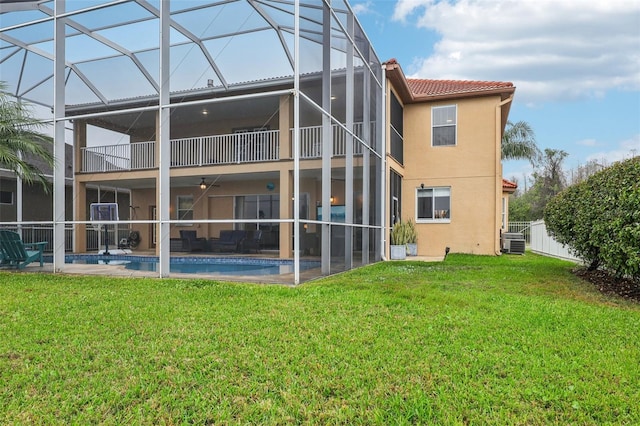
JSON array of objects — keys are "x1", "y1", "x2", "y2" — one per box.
[
  {"x1": 126, "y1": 260, "x2": 296, "y2": 275},
  {"x1": 62, "y1": 255, "x2": 318, "y2": 276}
]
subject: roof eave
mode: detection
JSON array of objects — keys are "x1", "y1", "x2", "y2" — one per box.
[
  {"x1": 412, "y1": 86, "x2": 516, "y2": 103},
  {"x1": 383, "y1": 60, "x2": 414, "y2": 104}
]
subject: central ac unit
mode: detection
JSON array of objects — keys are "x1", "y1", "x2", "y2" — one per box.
[{"x1": 503, "y1": 239, "x2": 526, "y2": 255}]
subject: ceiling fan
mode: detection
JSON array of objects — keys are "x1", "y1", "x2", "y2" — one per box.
[{"x1": 199, "y1": 177, "x2": 220, "y2": 190}]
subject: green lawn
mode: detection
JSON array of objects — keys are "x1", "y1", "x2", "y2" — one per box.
[{"x1": 1, "y1": 253, "x2": 638, "y2": 424}]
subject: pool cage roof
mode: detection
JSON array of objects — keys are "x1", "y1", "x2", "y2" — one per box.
[{"x1": 0, "y1": 0, "x2": 381, "y2": 110}]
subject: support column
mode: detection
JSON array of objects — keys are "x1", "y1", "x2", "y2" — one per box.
[
  {"x1": 53, "y1": 0, "x2": 66, "y2": 272},
  {"x1": 154, "y1": 111, "x2": 161, "y2": 257},
  {"x1": 16, "y1": 152, "x2": 22, "y2": 229},
  {"x1": 279, "y1": 95, "x2": 291, "y2": 159},
  {"x1": 344, "y1": 13, "x2": 355, "y2": 269},
  {"x1": 320, "y1": 1, "x2": 331, "y2": 275},
  {"x1": 279, "y1": 169, "x2": 292, "y2": 259},
  {"x1": 158, "y1": 0, "x2": 171, "y2": 276},
  {"x1": 73, "y1": 120, "x2": 87, "y2": 252},
  {"x1": 292, "y1": 0, "x2": 301, "y2": 283},
  {"x1": 361, "y1": 47, "x2": 371, "y2": 265}
]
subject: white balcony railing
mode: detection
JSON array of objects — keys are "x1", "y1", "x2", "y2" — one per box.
[
  {"x1": 80, "y1": 124, "x2": 371, "y2": 173},
  {"x1": 81, "y1": 141, "x2": 155, "y2": 172},
  {"x1": 297, "y1": 122, "x2": 366, "y2": 158},
  {"x1": 170, "y1": 130, "x2": 280, "y2": 167}
]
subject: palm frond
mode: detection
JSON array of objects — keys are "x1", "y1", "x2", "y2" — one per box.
[
  {"x1": 502, "y1": 120, "x2": 541, "y2": 165},
  {"x1": 1, "y1": 82, "x2": 55, "y2": 192}
]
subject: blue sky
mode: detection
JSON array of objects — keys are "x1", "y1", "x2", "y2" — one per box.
[{"x1": 353, "y1": 0, "x2": 640, "y2": 185}]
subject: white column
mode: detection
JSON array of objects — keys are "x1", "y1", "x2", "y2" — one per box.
[
  {"x1": 158, "y1": 0, "x2": 171, "y2": 277},
  {"x1": 344, "y1": 12, "x2": 354, "y2": 269},
  {"x1": 53, "y1": 0, "x2": 66, "y2": 272},
  {"x1": 293, "y1": 0, "x2": 301, "y2": 284},
  {"x1": 16, "y1": 151, "x2": 22, "y2": 231},
  {"x1": 320, "y1": 1, "x2": 331, "y2": 274},
  {"x1": 361, "y1": 50, "x2": 371, "y2": 265}
]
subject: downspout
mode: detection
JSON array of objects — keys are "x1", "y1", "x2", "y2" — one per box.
[
  {"x1": 495, "y1": 94, "x2": 513, "y2": 255},
  {"x1": 380, "y1": 64, "x2": 388, "y2": 260}
]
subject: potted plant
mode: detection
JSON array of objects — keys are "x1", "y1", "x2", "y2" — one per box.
[
  {"x1": 405, "y1": 219, "x2": 418, "y2": 256},
  {"x1": 390, "y1": 221, "x2": 407, "y2": 260}
]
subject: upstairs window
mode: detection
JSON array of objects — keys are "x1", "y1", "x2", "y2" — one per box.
[
  {"x1": 432, "y1": 105, "x2": 457, "y2": 146},
  {"x1": 390, "y1": 92, "x2": 404, "y2": 164}
]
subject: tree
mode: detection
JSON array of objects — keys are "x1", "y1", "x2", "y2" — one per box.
[
  {"x1": 528, "y1": 148, "x2": 568, "y2": 219},
  {"x1": 508, "y1": 148, "x2": 568, "y2": 221},
  {"x1": 502, "y1": 120, "x2": 541, "y2": 165},
  {"x1": 0, "y1": 82, "x2": 55, "y2": 192}
]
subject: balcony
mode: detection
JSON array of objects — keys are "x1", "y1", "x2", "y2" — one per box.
[{"x1": 80, "y1": 125, "x2": 369, "y2": 173}]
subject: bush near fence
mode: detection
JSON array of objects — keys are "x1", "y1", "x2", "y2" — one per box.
[{"x1": 544, "y1": 157, "x2": 640, "y2": 280}]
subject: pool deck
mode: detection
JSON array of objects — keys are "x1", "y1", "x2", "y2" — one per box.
[{"x1": 2, "y1": 251, "x2": 444, "y2": 285}]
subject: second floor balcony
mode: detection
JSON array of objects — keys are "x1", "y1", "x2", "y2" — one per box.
[{"x1": 80, "y1": 124, "x2": 370, "y2": 173}]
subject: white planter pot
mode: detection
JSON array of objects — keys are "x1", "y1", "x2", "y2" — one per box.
[
  {"x1": 390, "y1": 244, "x2": 407, "y2": 260},
  {"x1": 406, "y1": 243, "x2": 417, "y2": 256}
]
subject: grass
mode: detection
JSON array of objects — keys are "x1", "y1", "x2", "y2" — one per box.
[{"x1": 1, "y1": 253, "x2": 639, "y2": 425}]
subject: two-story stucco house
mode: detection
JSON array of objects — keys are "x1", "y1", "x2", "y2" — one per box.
[{"x1": 384, "y1": 59, "x2": 517, "y2": 257}]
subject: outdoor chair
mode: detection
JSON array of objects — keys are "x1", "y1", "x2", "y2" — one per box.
[
  {"x1": 210, "y1": 230, "x2": 246, "y2": 253},
  {"x1": 179, "y1": 230, "x2": 208, "y2": 252},
  {"x1": 241, "y1": 230, "x2": 263, "y2": 253},
  {"x1": 0, "y1": 230, "x2": 47, "y2": 270}
]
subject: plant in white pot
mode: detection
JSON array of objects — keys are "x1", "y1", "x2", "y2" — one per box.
[
  {"x1": 405, "y1": 219, "x2": 418, "y2": 256},
  {"x1": 390, "y1": 221, "x2": 408, "y2": 260}
]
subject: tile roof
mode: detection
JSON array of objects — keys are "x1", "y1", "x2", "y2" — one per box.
[
  {"x1": 407, "y1": 79, "x2": 514, "y2": 98},
  {"x1": 384, "y1": 59, "x2": 514, "y2": 104},
  {"x1": 502, "y1": 178, "x2": 518, "y2": 191}
]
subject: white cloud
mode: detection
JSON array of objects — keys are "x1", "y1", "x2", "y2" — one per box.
[
  {"x1": 392, "y1": 0, "x2": 434, "y2": 22},
  {"x1": 586, "y1": 134, "x2": 640, "y2": 164},
  {"x1": 352, "y1": 1, "x2": 374, "y2": 15},
  {"x1": 576, "y1": 139, "x2": 598, "y2": 147},
  {"x1": 392, "y1": 0, "x2": 640, "y2": 104}
]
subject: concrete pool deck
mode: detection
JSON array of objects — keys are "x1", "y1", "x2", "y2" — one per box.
[{"x1": 2, "y1": 252, "x2": 444, "y2": 285}]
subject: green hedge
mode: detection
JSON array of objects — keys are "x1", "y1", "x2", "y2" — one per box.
[{"x1": 544, "y1": 158, "x2": 640, "y2": 279}]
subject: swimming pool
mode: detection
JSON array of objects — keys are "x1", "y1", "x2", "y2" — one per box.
[{"x1": 60, "y1": 255, "x2": 319, "y2": 276}]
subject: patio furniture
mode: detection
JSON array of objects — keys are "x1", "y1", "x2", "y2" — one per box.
[
  {"x1": 210, "y1": 230, "x2": 246, "y2": 253},
  {"x1": 241, "y1": 230, "x2": 263, "y2": 253},
  {"x1": 0, "y1": 230, "x2": 47, "y2": 269},
  {"x1": 179, "y1": 230, "x2": 208, "y2": 252}
]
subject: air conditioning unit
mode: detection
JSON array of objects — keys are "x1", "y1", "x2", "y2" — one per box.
[{"x1": 503, "y1": 238, "x2": 526, "y2": 254}]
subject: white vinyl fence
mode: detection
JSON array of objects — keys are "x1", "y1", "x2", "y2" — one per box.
[{"x1": 530, "y1": 220, "x2": 581, "y2": 263}]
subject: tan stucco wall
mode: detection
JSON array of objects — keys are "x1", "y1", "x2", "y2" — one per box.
[{"x1": 400, "y1": 95, "x2": 503, "y2": 256}]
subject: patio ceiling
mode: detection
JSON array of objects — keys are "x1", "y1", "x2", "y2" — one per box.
[
  {"x1": 0, "y1": 0, "x2": 364, "y2": 110},
  {"x1": 88, "y1": 168, "x2": 342, "y2": 190}
]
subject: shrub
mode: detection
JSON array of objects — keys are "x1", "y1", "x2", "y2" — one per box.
[
  {"x1": 544, "y1": 158, "x2": 640, "y2": 280},
  {"x1": 405, "y1": 219, "x2": 417, "y2": 244},
  {"x1": 390, "y1": 221, "x2": 409, "y2": 245}
]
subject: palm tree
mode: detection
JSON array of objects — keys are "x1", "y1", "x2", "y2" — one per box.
[
  {"x1": 0, "y1": 82, "x2": 55, "y2": 192},
  {"x1": 502, "y1": 120, "x2": 541, "y2": 166}
]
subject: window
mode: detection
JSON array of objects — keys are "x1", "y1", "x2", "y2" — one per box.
[
  {"x1": 432, "y1": 105, "x2": 457, "y2": 146},
  {"x1": 417, "y1": 187, "x2": 450, "y2": 222},
  {"x1": 0, "y1": 191, "x2": 13, "y2": 205},
  {"x1": 390, "y1": 92, "x2": 404, "y2": 163},
  {"x1": 390, "y1": 169, "x2": 402, "y2": 227},
  {"x1": 176, "y1": 195, "x2": 194, "y2": 222},
  {"x1": 502, "y1": 196, "x2": 507, "y2": 229}
]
